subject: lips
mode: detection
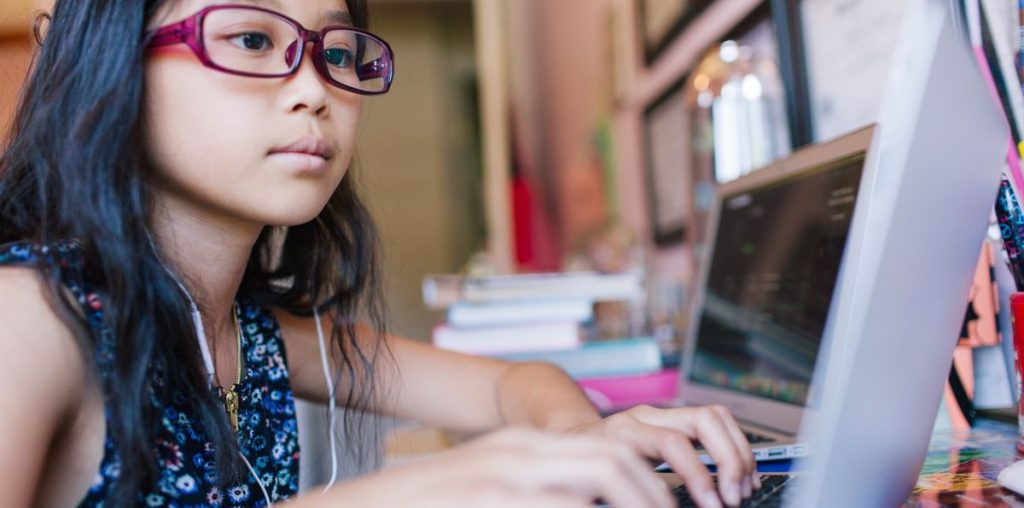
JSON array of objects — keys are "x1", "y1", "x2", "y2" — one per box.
[{"x1": 268, "y1": 137, "x2": 335, "y2": 161}]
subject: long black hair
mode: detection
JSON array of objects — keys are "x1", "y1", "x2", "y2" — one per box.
[{"x1": 0, "y1": 0, "x2": 389, "y2": 503}]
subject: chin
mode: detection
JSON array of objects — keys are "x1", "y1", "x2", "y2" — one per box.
[{"x1": 250, "y1": 201, "x2": 330, "y2": 227}]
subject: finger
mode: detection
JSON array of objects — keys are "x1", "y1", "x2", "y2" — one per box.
[
  {"x1": 468, "y1": 428, "x2": 671, "y2": 508},
  {"x1": 489, "y1": 427, "x2": 663, "y2": 507},
  {"x1": 686, "y1": 409, "x2": 746, "y2": 505},
  {"x1": 709, "y1": 405, "x2": 757, "y2": 479},
  {"x1": 494, "y1": 427, "x2": 674, "y2": 508},
  {"x1": 697, "y1": 410, "x2": 751, "y2": 500},
  {"x1": 563, "y1": 442, "x2": 672, "y2": 508},
  {"x1": 633, "y1": 405, "x2": 758, "y2": 496},
  {"x1": 598, "y1": 442, "x2": 675, "y2": 508},
  {"x1": 587, "y1": 418, "x2": 679, "y2": 507},
  {"x1": 649, "y1": 428, "x2": 723, "y2": 508},
  {"x1": 599, "y1": 408, "x2": 732, "y2": 507},
  {"x1": 522, "y1": 453, "x2": 657, "y2": 508},
  {"x1": 531, "y1": 431, "x2": 673, "y2": 508},
  {"x1": 598, "y1": 419, "x2": 699, "y2": 507},
  {"x1": 579, "y1": 450, "x2": 671, "y2": 508},
  {"x1": 516, "y1": 490, "x2": 593, "y2": 508}
]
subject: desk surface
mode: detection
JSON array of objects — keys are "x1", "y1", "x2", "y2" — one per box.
[{"x1": 904, "y1": 419, "x2": 1024, "y2": 507}]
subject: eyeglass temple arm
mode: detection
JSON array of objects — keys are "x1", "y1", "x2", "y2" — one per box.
[{"x1": 147, "y1": 17, "x2": 198, "y2": 48}]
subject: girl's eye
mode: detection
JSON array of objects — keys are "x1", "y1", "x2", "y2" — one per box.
[
  {"x1": 324, "y1": 48, "x2": 355, "y2": 68},
  {"x1": 229, "y1": 32, "x2": 273, "y2": 51}
]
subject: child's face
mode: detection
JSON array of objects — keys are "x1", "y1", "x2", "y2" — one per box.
[{"x1": 144, "y1": 0, "x2": 363, "y2": 227}]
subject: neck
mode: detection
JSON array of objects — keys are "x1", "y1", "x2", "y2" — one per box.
[{"x1": 149, "y1": 190, "x2": 263, "y2": 342}]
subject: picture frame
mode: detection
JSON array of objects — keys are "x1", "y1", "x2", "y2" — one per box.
[
  {"x1": 638, "y1": 0, "x2": 713, "y2": 66},
  {"x1": 714, "y1": 1, "x2": 812, "y2": 150},
  {"x1": 643, "y1": 72, "x2": 693, "y2": 246},
  {"x1": 640, "y1": 0, "x2": 812, "y2": 247}
]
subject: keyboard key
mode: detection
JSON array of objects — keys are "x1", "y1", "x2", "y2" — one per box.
[
  {"x1": 744, "y1": 431, "x2": 775, "y2": 444},
  {"x1": 671, "y1": 474, "x2": 795, "y2": 507}
]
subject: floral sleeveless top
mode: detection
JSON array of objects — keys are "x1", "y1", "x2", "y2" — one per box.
[{"x1": 0, "y1": 241, "x2": 300, "y2": 506}]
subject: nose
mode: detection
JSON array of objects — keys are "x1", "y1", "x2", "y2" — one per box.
[{"x1": 282, "y1": 38, "x2": 330, "y2": 116}]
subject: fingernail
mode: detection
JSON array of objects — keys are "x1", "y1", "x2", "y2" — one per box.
[
  {"x1": 702, "y1": 491, "x2": 724, "y2": 508},
  {"x1": 752, "y1": 473, "x2": 762, "y2": 490},
  {"x1": 741, "y1": 475, "x2": 752, "y2": 497},
  {"x1": 723, "y1": 483, "x2": 741, "y2": 506}
]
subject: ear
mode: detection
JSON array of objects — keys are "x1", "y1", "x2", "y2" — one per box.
[{"x1": 33, "y1": 11, "x2": 51, "y2": 46}]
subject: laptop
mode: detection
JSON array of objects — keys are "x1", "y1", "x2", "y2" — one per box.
[
  {"x1": 668, "y1": 0, "x2": 1007, "y2": 505},
  {"x1": 676, "y1": 125, "x2": 876, "y2": 464}
]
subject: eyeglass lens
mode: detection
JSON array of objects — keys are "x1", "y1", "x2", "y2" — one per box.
[{"x1": 202, "y1": 8, "x2": 390, "y2": 93}]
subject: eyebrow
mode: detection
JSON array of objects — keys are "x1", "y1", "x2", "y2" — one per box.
[
  {"x1": 209, "y1": 0, "x2": 354, "y2": 27},
  {"x1": 323, "y1": 10, "x2": 354, "y2": 27},
  {"x1": 216, "y1": 0, "x2": 284, "y2": 8}
]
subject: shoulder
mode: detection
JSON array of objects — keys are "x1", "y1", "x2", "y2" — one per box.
[
  {"x1": 0, "y1": 266, "x2": 75, "y2": 336},
  {"x1": 266, "y1": 306, "x2": 370, "y2": 403},
  {"x1": 0, "y1": 267, "x2": 92, "y2": 505},
  {"x1": 0, "y1": 266, "x2": 88, "y2": 415},
  {"x1": 266, "y1": 306, "x2": 322, "y2": 399}
]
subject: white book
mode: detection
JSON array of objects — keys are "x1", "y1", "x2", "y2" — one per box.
[
  {"x1": 447, "y1": 299, "x2": 593, "y2": 328},
  {"x1": 422, "y1": 271, "x2": 643, "y2": 309},
  {"x1": 432, "y1": 321, "x2": 581, "y2": 355}
]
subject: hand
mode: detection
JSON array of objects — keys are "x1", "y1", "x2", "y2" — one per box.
[
  {"x1": 328, "y1": 426, "x2": 675, "y2": 508},
  {"x1": 566, "y1": 404, "x2": 758, "y2": 508}
]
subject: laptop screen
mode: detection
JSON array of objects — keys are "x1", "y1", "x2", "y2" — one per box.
[{"x1": 688, "y1": 152, "x2": 866, "y2": 406}]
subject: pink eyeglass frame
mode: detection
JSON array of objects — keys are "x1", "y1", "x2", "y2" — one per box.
[{"x1": 146, "y1": 4, "x2": 394, "y2": 95}]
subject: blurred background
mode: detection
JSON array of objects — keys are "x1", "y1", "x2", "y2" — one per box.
[
  {"x1": 0, "y1": 0, "x2": 913, "y2": 342},
  {"x1": 0, "y1": 0, "x2": 962, "y2": 488}
]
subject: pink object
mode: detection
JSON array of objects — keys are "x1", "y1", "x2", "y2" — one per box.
[{"x1": 577, "y1": 368, "x2": 680, "y2": 412}]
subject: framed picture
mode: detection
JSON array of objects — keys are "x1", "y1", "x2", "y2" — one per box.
[
  {"x1": 683, "y1": 1, "x2": 811, "y2": 182},
  {"x1": 638, "y1": 0, "x2": 713, "y2": 65},
  {"x1": 798, "y1": 0, "x2": 904, "y2": 142},
  {"x1": 641, "y1": 0, "x2": 812, "y2": 247},
  {"x1": 643, "y1": 73, "x2": 693, "y2": 246}
]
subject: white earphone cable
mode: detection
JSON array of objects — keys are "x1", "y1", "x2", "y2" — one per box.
[
  {"x1": 314, "y1": 307, "x2": 340, "y2": 491},
  {"x1": 240, "y1": 451, "x2": 273, "y2": 506},
  {"x1": 177, "y1": 282, "x2": 217, "y2": 387}
]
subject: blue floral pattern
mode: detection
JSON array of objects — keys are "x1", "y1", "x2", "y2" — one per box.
[{"x1": 0, "y1": 241, "x2": 300, "y2": 506}]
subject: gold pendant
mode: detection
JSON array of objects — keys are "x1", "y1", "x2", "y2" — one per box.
[{"x1": 224, "y1": 387, "x2": 239, "y2": 432}]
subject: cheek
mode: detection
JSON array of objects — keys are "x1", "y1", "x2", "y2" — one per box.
[
  {"x1": 145, "y1": 61, "x2": 266, "y2": 180},
  {"x1": 332, "y1": 95, "x2": 363, "y2": 164}
]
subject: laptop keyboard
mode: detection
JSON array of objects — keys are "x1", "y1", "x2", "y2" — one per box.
[
  {"x1": 744, "y1": 431, "x2": 774, "y2": 444},
  {"x1": 672, "y1": 474, "x2": 796, "y2": 507}
]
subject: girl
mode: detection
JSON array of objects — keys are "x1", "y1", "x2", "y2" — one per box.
[{"x1": 0, "y1": 1, "x2": 757, "y2": 507}]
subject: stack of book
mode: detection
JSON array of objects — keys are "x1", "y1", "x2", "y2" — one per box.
[{"x1": 423, "y1": 271, "x2": 679, "y2": 411}]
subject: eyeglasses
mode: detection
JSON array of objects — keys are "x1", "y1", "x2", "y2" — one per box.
[{"x1": 146, "y1": 5, "x2": 394, "y2": 95}]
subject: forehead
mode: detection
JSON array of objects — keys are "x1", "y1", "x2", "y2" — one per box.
[{"x1": 156, "y1": 0, "x2": 353, "y2": 27}]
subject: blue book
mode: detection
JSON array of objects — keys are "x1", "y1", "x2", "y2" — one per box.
[{"x1": 497, "y1": 337, "x2": 662, "y2": 378}]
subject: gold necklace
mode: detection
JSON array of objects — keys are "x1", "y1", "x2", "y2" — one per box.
[{"x1": 221, "y1": 304, "x2": 243, "y2": 432}]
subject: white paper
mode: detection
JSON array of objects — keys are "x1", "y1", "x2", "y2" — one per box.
[{"x1": 801, "y1": 0, "x2": 911, "y2": 141}]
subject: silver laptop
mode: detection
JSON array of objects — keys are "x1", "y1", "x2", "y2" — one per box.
[
  {"x1": 788, "y1": 0, "x2": 1005, "y2": 504},
  {"x1": 667, "y1": 0, "x2": 1007, "y2": 505},
  {"x1": 676, "y1": 123, "x2": 878, "y2": 464}
]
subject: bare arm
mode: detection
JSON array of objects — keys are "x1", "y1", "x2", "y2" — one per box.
[
  {"x1": 0, "y1": 268, "x2": 86, "y2": 507},
  {"x1": 276, "y1": 309, "x2": 756, "y2": 507},
  {"x1": 274, "y1": 309, "x2": 599, "y2": 432}
]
